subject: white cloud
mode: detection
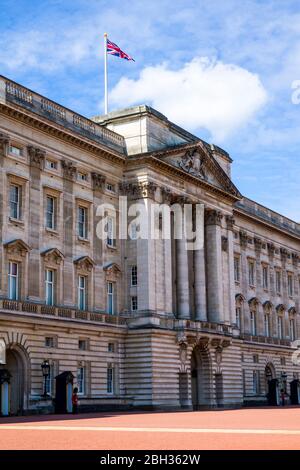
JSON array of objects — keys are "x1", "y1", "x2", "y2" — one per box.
[{"x1": 109, "y1": 57, "x2": 268, "y2": 141}]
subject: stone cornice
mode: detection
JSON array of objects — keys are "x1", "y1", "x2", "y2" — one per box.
[
  {"x1": 125, "y1": 154, "x2": 240, "y2": 204},
  {"x1": 0, "y1": 102, "x2": 125, "y2": 166},
  {"x1": 119, "y1": 181, "x2": 158, "y2": 199}
]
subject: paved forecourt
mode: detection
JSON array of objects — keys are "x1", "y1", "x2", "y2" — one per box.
[{"x1": 0, "y1": 408, "x2": 300, "y2": 450}]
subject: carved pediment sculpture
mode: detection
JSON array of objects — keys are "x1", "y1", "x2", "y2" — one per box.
[
  {"x1": 4, "y1": 239, "x2": 31, "y2": 257},
  {"x1": 103, "y1": 262, "x2": 121, "y2": 281},
  {"x1": 179, "y1": 149, "x2": 206, "y2": 179},
  {"x1": 41, "y1": 248, "x2": 64, "y2": 265},
  {"x1": 74, "y1": 256, "x2": 95, "y2": 272}
]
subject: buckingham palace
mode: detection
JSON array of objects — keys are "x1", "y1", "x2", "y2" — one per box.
[{"x1": 0, "y1": 74, "x2": 300, "y2": 415}]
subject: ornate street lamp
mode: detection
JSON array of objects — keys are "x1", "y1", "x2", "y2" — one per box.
[{"x1": 41, "y1": 360, "x2": 50, "y2": 398}]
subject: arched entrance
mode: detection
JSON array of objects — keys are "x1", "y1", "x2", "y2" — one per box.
[
  {"x1": 265, "y1": 362, "x2": 279, "y2": 405},
  {"x1": 191, "y1": 345, "x2": 211, "y2": 409},
  {"x1": 5, "y1": 345, "x2": 28, "y2": 415},
  {"x1": 265, "y1": 362, "x2": 275, "y2": 390}
]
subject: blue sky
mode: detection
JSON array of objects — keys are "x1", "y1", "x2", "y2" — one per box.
[{"x1": 1, "y1": 0, "x2": 300, "y2": 220}]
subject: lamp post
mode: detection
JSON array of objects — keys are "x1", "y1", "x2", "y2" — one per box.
[
  {"x1": 281, "y1": 371, "x2": 287, "y2": 393},
  {"x1": 41, "y1": 360, "x2": 50, "y2": 398}
]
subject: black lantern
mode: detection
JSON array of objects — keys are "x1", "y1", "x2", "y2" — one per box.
[
  {"x1": 281, "y1": 371, "x2": 287, "y2": 393},
  {"x1": 41, "y1": 360, "x2": 50, "y2": 398}
]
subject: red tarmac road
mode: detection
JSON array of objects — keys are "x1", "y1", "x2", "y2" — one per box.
[{"x1": 0, "y1": 407, "x2": 300, "y2": 450}]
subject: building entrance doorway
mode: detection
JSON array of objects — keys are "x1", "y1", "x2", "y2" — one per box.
[
  {"x1": 265, "y1": 363, "x2": 279, "y2": 405},
  {"x1": 5, "y1": 347, "x2": 27, "y2": 415},
  {"x1": 191, "y1": 345, "x2": 211, "y2": 409}
]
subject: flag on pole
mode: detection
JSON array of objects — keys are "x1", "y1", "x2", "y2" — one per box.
[{"x1": 106, "y1": 38, "x2": 135, "y2": 61}]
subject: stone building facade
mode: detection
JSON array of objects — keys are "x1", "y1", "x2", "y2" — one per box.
[{"x1": 0, "y1": 75, "x2": 300, "y2": 414}]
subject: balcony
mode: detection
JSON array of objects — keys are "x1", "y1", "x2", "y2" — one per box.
[
  {"x1": 0, "y1": 299, "x2": 127, "y2": 327},
  {"x1": 172, "y1": 318, "x2": 233, "y2": 336},
  {"x1": 0, "y1": 76, "x2": 126, "y2": 155},
  {"x1": 241, "y1": 333, "x2": 291, "y2": 347}
]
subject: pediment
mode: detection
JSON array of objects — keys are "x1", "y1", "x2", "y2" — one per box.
[
  {"x1": 159, "y1": 141, "x2": 241, "y2": 199},
  {"x1": 74, "y1": 256, "x2": 95, "y2": 272},
  {"x1": 103, "y1": 262, "x2": 121, "y2": 280},
  {"x1": 4, "y1": 239, "x2": 31, "y2": 256},
  {"x1": 41, "y1": 248, "x2": 64, "y2": 264}
]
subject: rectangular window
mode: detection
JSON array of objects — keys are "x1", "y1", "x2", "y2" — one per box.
[
  {"x1": 234, "y1": 257, "x2": 240, "y2": 282},
  {"x1": 9, "y1": 184, "x2": 21, "y2": 220},
  {"x1": 107, "y1": 282, "x2": 114, "y2": 315},
  {"x1": 262, "y1": 266, "x2": 268, "y2": 290},
  {"x1": 235, "y1": 307, "x2": 241, "y2": 329},
  {"x1": 107, "y1": 216, "x2": 116, "y2": 247},
  {"x1": 45, "y1": 269, "x2": 54, "y2": 306},
  {"x1": 106, "y1": 183, "x2": 115, "y2": 192},
  {"x1": 77, "y1": 172, "x2": 88, "y2": 182},
  {"x1": 248, "y1": 260, "x2": 255, "y2": 286},
  {"x1": 253, "y1": 370, "x2": 260, "y2": 395},
  {"x1": 45, "y1": 363, "x2": 54, "y2": 396},
  {"x1": 131, "y1": 265, "x2": 137, "y2": 286},
  {"x1": 78, "y1": 339, "x2": 87, "y2": 351},
  {"x1": 264, "y1": 314, "x2": 270, "y2": 337},
  {"x1": 46, "y1": 196, "x2": 56, "y2": 230},
  {"x1": 277, "y1": 316, "x2": 283, "y2": 339},
  {"x1": 8, "y1": 262, "x2": 19, "y2": 300},
  {"x1": 45, "y1": 337, "x2": 54, "y2": 348},
  {"x1": 45, "y1": 160, "x2": 57, "y2": 170},
  {"x1": 77, "y1": 366, "x2": 85, "y2": 395},
  {"x1": 107, "y1": 365, "x2": 114, "y2": 394},
  {"x1": 276, "y1": 271, "x2": 281, "y2": 294},
  {"x1": 290, "y1": 319, "x2": 296, "y2": 341},
  {"x1": 77, "y1": 206, "x2": 88, "y2": 239},
  {"x1": 78, "y1": 275, "x2": 86, "y2": 310},
  {"x1": 131, "y1": 296, "x2": 138, "y2": 312},
  {"x1": 250, "y1": 311, "x2": 256, "y2": 335},
  {"x1": 108, "y1": 342, "x2": 115, "y2": 353},
  {"x1": 288, "y1": 274, "x2": 293, "y2": 297},
  {"x1": 9, "y1": 145, "x2": 22, "y2": 157}
]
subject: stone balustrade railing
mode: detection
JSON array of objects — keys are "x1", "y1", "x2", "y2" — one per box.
[
  {"x1": 0, "y1": 76, "x2": 126, "y2": 155},
  {"x1": 242, "y1": 333, "x2": 291, "y2": 347},
  {"x1": 0, "y1": 299, "x2": 127, "y2": 327}
]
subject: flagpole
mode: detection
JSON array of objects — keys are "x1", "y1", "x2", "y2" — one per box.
[{"x1": 104, "y1": 32, "x2": 108, "y2": 114}]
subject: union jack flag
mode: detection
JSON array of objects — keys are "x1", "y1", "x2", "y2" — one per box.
[{"x1": 107, "y1": 38, "x2": 135, "y2": 61}]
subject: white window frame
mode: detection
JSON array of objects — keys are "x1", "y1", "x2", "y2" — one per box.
[
  {"x1": 262, "y1": 266, "x2": 268, "y2": 290},
  {"x1": 78, "y1": 275, "x2": 87, "y2": 310},
  {"x1": 276, "y1": 271, "x2": 281, "y2": 294},
  {"x1": 236, "y1": 307, "x2": 241, "y2": 329},
  {"x1": 107, "y1": 216, "x2": 116, "y2": 247},
  {"x1": 45, "y1": 269, "x2": 54, "y2": 306},
  {"x1": 250, "y1": 311, "x2": 256, "y2": 335},
  {"x1": 45, "y1": 363, "x2": 54, "y2": 396},
  {"x1": 131, "y1": 296, "x2": 138, "y2": 312},
  {"x1": 248, "y1": 261, "x2": 255, "y2": 286},
  {"x1": 234, "y1": 257, "x2": 240, "y2": 283},
  {"x1": 77, "y1": 206, "x2": 88, "y2": 239},
  {"x1": 8, "y1": 261, "x2": 19, "y2": 300},
  {"x1": 277, "y1": 316, "x2": 283, "y2": 339},
  {"x1": 288, "y1": 274, "x2": 293, "y2": 297},
  {"x1": 264, "y1": 314, "x2": 270, "y2": 337},
  {"x1": 77, "y1": 366, "x2": 85, "y2": 396},
  {"x1": 131, "y1": 265, "x2": 138, "y2": 286},
  {"x1": 46, "y1": 196, "x2": 56, "y2": 230},
  {"x1": 107, "y1": 364, "x2": 114, "y2": 394},
  {"x1": 9, "y1": 184, "x2": 21, "y2": 220},
  {"x1": 290, "y1": 318, "x2": 296, "y2": 341},
  {"x1": 107, "y1": 282, "x2": 114, "y2": 315},
  {"x1": 9, "y1": 144, "x2": 23, "y2": 157}
]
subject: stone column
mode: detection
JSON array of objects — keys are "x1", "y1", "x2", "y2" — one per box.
[
  {"x1": 175, "y1": 198, "x2": 190, "y2": 319},
  {"x1": 226, "y1": 215, "x2": 236, "y2": 324},
  {"x1": 161, "y1": 188, "x2": 173, "y2": 315},
  {"x1": 92, "y1": 172, "x2": 106, "y2": 311},
  {"x1": 194, "y1": 205, "x2": 207, "y2": 321},
  {"x1": 239, "y1": 230, "x2": 250, "y2": 332},
  {"x1": 27, "y1": 146, "x2": 45, "y2": 301},
  {"x1": 205, "y1": 209, "x2": 223, "y2": 323},
  {"x1": 62, "y1": 160, "x2": 76, "y2": 306},
  {"x1": 0, "y1": 134, "x2": 9, "y2": 295},
  {"x1": 254, "y1": 237, "x2": 263, "y2": 335}
]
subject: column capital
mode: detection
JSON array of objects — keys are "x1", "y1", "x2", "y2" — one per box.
[
  {"x1": 161, "y1": 187, "x2": 173, "y2": 204},
  {"x1": 91, "y1": 172, "x2": 106, "y2": 191},
  {"x1": 239, "y1": 230, "x2": 248, "y2": 249},
  {"x1": 0, "y1": 133, "x2": 9, "y2": 154},
  {"x1": 205, "y1": 209, "x2": 223, "y2": 226},
  {"x1": 27, "y1": 145, "x2": 46, "y2": 169},
  {"x1": 119, "y1": 181, "x2": 157, "y2": 199},
  {"x1": 267, "y1": 242, "x2": 275, "y2": 258},
  {"x1": 254, "y1": 236, "x2": 263, "y2": 253},
  {"x1": 61, "y1": 159, "x2": 76, "y2": 181},
  {"x1": 225, "y1": 214, "x2": 235, "y2": 230}
]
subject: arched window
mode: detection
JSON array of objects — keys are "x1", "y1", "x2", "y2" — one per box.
[
  {"x1": 235, "y1": 294, "x2": 245, "y2": 331},
  {"x1": 263, "y1": 301, "x2": 273, "y2": 337},
  {"x1": 288, "y1": 307, "x2": 297, "y2": 341},
  {"x1": 249, "y1": 298, "x2": 259, "y2": 336},
  {"x1": 276, "y1": 304, "x2": 285, "y2": 340}
]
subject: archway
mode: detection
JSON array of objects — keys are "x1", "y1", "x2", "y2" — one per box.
[
  {"x1": 265, "y1": 362, "x2": 276, "y2": 389},
  {"x1": 5, "y1": 345, "x2": 28, "y2": 415},
  {"x1": 191, "y1": 345, "x2": 211, "y2": 409}
]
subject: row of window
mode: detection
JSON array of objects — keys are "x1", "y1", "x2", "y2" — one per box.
[
  {"x1": 45, "y1": 337, "x2": 117, "y2": 353},
  {"x1": 7, "y1": 144, "x2": 116, "y2": 191},
  {"x1": 8, "y1": 262, "x2": 138, "y2": 312},
  {"x1": 236, "y1": 306, "x2": 296, "y2": 340},
  {"x1": 44, "y1": 362, "x2": 116, "y2": 396},
  {"x1": 234, "y1": 257, "x2": 296, "y2": 296}
]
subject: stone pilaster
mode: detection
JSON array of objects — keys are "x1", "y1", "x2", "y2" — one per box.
[
  {"x1": 175, "y1": 198, "x2": 190, "y2": 319},
  {"x1": 27, "y1": 145, "x2": 45, "y2": 300},
  {"x1": 205, "y1": 209, "x2": 224, "y2": 323},
  {"x1": 225, "y1": 215, "x2": 236, "y2": 324},
  {"x1": 92, "y1": 172, "x2": 106, "y2": 311},
  {"x1": 62, "y1": 159, "x2": 76, "y2": 306}
]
